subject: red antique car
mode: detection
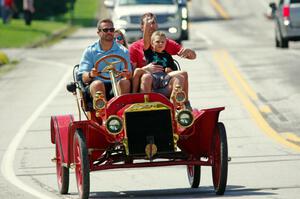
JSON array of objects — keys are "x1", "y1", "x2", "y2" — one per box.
[{"x1": 50, "y1": 55, "x2": 228, "y2": 199}]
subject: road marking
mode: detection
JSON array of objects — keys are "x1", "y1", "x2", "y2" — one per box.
[
  {"x1": 210, "y1": 0, "x2": 230, "y2": 20},
  {"x1": 213, "y1": 50, "x2": 300, "y2": 152},
  {"x1": 259, "y1": 105, "x2": 272, "y2": 113},
  {"x1": 282, "y1": 132, "x2": 300, "y2": 143},
  {"x1": 1, "y1": 60, "x2": 72, "y2": 199},
  {"x1": 217, "y1": 51, "x2": 258, "y2": 100}
]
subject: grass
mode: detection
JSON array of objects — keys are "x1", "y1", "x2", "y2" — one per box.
[
  {"x1": 0, "y1": 20, "x2": 67, "y2": 48},
  {"x1": 0, "y1": 0, "x2": 100, "y2": 48}
]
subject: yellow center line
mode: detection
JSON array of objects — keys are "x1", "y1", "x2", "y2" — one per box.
[
  {"x1": 219, "y1": 51, "x2": 258, "y2": 100},
  {"x1": 212, "y1": 50, "x2": 300, "y2": 152},
  {"x1": 282, "y1": 132, "x2": 300, "y2": 143},
  {"x1": 210, "y1": 0, "x2": 231, "y2": 20}
]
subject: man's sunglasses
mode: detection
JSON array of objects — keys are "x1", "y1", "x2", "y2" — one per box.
[
  {"x1": 99, "y1": 28, "x2": 115, "y2": 33},
  {"x1": 115, "y1": 35, "x2": 123, "y2": 41}
]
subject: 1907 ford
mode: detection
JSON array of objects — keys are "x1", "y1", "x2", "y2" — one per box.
[{"x1": 50, "y1": 55, "x2": 228, "y2": 199}]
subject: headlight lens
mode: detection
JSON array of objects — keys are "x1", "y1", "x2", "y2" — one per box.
[
  {"x1": 175, "y1": 91, "x2": 186, "y2": 103},
  {"x1": 106, "y1": 115, "x2": 123, "y2": 135},
  {"x1": 94, "y1": 98, "x2": 106, "y2": 110},
  {"x1": 176, "y1": 110, "x2": 194, "y2": 128}
]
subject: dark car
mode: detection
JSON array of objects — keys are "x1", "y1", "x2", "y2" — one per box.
[{"x1": 270, "y1": 0, "x2": 300, "y2": 48}]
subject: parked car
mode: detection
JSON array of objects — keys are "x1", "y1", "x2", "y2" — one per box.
[
  {"x1": 104, "y1": 0, "x2": 189, "y2": 43},
  {"x1": 270, "y1": 0, "x2": 300, "y2": 48}
]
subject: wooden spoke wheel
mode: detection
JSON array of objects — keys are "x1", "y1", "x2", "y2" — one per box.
[
  {"x1": 212, "y1": 122, "x2": 228, "y2": 195},
  {"x1": 74, "y1": 129, "x2": 90, "y2": 199},
  {"x1": 55, "y1": 142, "x2": 69, "y2": 194},
  {"x1": 187, "y1": 164, "x2": 201, "y2": 188},
  {"x1": 94, "y1": 54, "x2": 128, "y2": 80}
]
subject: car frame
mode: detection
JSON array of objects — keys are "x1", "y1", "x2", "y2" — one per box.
[{"x1": 50, "y1": 54, "x2": 228, "y2": 199}]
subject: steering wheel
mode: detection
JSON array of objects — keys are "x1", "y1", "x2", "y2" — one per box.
[{"x1": 94, "y1": 54, "x2": 128, "y2": 80}]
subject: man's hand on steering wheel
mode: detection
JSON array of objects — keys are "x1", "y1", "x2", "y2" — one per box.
[{"x1": 89, "y1": 68, "x2": 98, "y2": 78}]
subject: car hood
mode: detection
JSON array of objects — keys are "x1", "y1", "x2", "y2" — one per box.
[{"x1": 113, "y1": 4, "x2": 178, "y2": 18}]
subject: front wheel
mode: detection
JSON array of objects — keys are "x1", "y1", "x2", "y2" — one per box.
[
  {"x1": 187, "y1": 165, "x2": 201, "y2": 188},
  {"x1": 55, "y1": 142, "x2": 69, "y2": 194},
  {"x1": 212, "y1": 122, "x2": 228, "y2": 195},
  {"x1": 74, "y1": 129, "x2": 90, "y2": 199}
]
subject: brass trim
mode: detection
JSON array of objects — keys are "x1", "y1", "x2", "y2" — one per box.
[
  {"x1": 105, "y1": 115, "x2": 123, "y2": 135},
  {"x1": 176, "y1": 109, "x2": 194, "y2": 128},
  {"x1": 93, "y1": 91, "x2": 107, "y2": 117},
  {"x1": 144, "y1": 94, "x2": 149, "y2": 103},
  {"x1": 145, "y1": 143, "x2": 157, "y2": 159},
  {"x1": 125, "y1": 102, "x2": 170, "y2": 112},
  {"x1": 173, "y1": 134, "x2": 179, "y2": 150},
  {"x1": 122, "y1": 138, "x2": 129, "y2": 155}
]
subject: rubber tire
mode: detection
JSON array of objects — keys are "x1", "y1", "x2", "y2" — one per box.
[
  {"x1": 280, "y1": 37, "x2": 289, "y2": 48},
  {"x1": 187, "y1": 165, "x2": 201, "y2": 188},
  {"x1": 55, "y1": 143, "x2": 69, "y2": 194},
  {"x1": 275, "y1": 35, "x2": 280, "y2": 47},
  {"x1": 212, "y1": 122, "x2": 228, "y2": 195},
  {"x1": 275, "y1": 23, "x2": 289, "y2": 48},
  {"x1": 74, "y1": 129, "x2": 90, "y2": 199}
]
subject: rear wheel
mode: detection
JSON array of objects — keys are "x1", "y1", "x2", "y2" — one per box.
[
  {"x1": 74, "y1": 129, "x2": 90, "y2": 199},
  {"x1": 280, "y1": 37, "x2": 289, "y2": 48},
  {"x1": 275, "y1": 23, "x2": 289, "y2": 48},
  {"x1": 187, "y1": 165, "x2": 201, "y2": 188},
  {"x1": 275, "y1": 34, "x2": 280, "y2": 47},
  {"x1": 55, "y1": 143, "x2": 69, "y2": 194},
  {"x1": 212, "y1": 122, "x2": 228, "y2": 195}
]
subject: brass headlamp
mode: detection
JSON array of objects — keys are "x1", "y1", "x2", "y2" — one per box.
[{"x1": 93, "y1": 91, "x2": 106, "y2": 117}]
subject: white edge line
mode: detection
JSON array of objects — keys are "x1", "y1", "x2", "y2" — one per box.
[{"x1": 1, "y1": 61, "x2": 72, "y2": 199}]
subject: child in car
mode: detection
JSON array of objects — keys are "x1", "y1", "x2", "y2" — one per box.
[{"x1": 132, "y1": 30, "x2": 179, "y2": 96}]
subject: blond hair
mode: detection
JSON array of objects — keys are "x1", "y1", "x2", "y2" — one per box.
[{"x1": 151, "y1": 31, "x2": 166, "y2": 43}]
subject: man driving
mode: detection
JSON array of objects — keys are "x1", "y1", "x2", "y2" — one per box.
[{"x1": 78, "y1": 18, "x2": 132, "y2": 101}]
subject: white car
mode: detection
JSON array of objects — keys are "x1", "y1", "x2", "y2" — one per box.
[{"x1": 105, "y1": 0, "x2": 186, "y2": 43}]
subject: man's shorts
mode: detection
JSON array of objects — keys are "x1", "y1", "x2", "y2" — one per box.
[
  {"x1": 152, "y1": 72, "x2": 172, "y2": 97},
  {"x1": 86, "y1": 81, "x2": 114, "y2": 100}
]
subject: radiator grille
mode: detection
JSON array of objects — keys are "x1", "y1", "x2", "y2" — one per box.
[{"x1": 125, "y1": 109, "x2": 174, "y2": 156}]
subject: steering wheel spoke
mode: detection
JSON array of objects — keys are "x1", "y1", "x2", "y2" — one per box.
[{"x1": 93, "y1": 54, "x2": 128, "y2": 80}]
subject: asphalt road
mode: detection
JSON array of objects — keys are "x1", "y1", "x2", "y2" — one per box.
[{"x1": 0, "y1": 0, "x2": 300, "y2": 198}]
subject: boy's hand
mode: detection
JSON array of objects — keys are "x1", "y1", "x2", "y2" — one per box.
[
  {"x1": 165, "y1": 67, "x2": 173, "y2": 73},
  {"x1": 143, "y1": 62, "x2": 164, "y2": 73},
  {"x1": 121, "y1": 69, "x2": 131, "y2": 80}
]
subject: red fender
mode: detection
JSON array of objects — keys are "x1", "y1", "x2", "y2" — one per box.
[
  {"x1": 177, "y1": 107, "x2": 225, "y2": 159},
  {"x1": 50, "y1": 115, "x2": 74, "y2": 165}
]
